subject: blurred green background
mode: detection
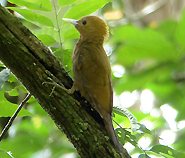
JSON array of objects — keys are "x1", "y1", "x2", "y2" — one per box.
[{"x1": 0, "y1": 0, "x2": 185, "y2": 157}]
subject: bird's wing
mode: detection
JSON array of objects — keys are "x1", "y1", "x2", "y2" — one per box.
[{"x1": 72, "y1": 45, "x2": 113, "y2": 114}]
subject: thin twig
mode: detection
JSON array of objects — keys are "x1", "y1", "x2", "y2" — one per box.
[
  {"x1": 132, "y1": 0, "x2": 168, "y2": 20},
  {"x1": 53, "y1": 0, "x2": 64, "y2": 65},
  {"x1": 109, "y1": 0, "x2": 168, "y2": 26},
  {"x1": 0, "y1": 93, "x2": 31, "y2": 142}
]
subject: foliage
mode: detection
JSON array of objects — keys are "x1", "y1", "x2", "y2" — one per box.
[{"x1": 0, "y1": 0, "x2": 185, "y2": 157}]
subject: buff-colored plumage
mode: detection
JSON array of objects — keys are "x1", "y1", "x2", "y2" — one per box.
[{"x1": 63, "y1": 16, "x2": 123, "y2": 152}]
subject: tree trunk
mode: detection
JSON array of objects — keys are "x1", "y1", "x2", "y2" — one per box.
[{"x1": 0, "y1": 4, "x2": 130, "y2": 158}]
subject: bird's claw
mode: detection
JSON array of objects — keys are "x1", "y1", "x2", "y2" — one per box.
[{"x1": 42, "y1": 77, "x2": 72, "y2": 96}]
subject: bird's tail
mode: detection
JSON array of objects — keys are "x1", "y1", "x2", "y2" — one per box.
[
  {"x1": 104, "y1": 114, "x2": 123, "y2": 153},
  {"x1": 104, "y1": 116, "x2": 131, "y2": 158}
]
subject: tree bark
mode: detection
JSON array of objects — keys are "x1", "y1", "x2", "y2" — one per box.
[{"x1": 0, "y1": 4, "x2": 130, "y2": 158}]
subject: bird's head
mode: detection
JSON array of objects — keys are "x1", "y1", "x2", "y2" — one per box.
[{"x1": 63, "y1": 16, "x2": 109, "y2": 42}]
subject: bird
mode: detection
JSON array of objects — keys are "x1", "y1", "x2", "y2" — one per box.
[{"x1": 63, "y1": 16, "x2": 123, "y2": 153}]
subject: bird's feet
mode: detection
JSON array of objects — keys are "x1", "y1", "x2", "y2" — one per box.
[{"x1": 42, "y1": 77, "x2": 74, "y2": 96}]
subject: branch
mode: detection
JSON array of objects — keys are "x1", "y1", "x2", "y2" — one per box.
[
  {"x1": 0, "y1": 4, "x2": 130, "y2": 158},
  {"x1": 0, "y1": 93, "x2": 31, "y2": 141}
]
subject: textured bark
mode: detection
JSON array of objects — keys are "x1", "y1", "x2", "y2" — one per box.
[{"x1": 0, "y1": 4, "x2": 130, "y2": 158}]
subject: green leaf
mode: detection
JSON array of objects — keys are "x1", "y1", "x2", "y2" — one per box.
[
  {"x1": 124, "y1": 130, "x2": 137, "y2": 147},
  {"x1": 139, "y1": 124, "x2": 153, "y2": 135},
  {"x1": 0, "y1": 69, "x2": 11, "y2": 91},
  {"x1": 113, "y1": 25, "x2": 177, "y2": 66},
  {"x1": 8, "y1": 0, "x2": 52, "y2": 11},
  {"x1": 139, "y1": 124, "x2": 161, "y2": 140},
  {"x1": 150, "y1": 145, "x2": 182, "y2": 158},
  {"x1": 115, "y1": 127, "x2": 138, "y2": 147},
  {"x1": 174, "y1": 9, "x2": 185, "y2": 51},
  {"x1": 63, "y1": 0, "x2": 109, "y2": 19},
  {"x1": 58, "y1": 0, "x2": 77, "y2": 7},
  {"x1": 0, "y1": 89, "x2": 32, "y2": 117},
  {"x1": 6, "y1": 8, "x2": 54, "y2": 27},
  {"x1": 113, "y1": 107, "x2": 140, "y2": 132},
  {"x1": 8, "y1": 88, "x2": 19, "y2": 96},
  {"x1": 16, "y1": 85, "x2": 28, "y2": 93},
  {"x1": 8, "y1": 74, "x2": 18, "y2": 83},
  {"x1": 54, "y1": 49, "x2": 73, "y2": 73},
  {"x1": 115, "y1": 128, "x2": 126, "y2": 145},
  {"x1": 63, "y1": 27, "x2": 79, "y2": 40},
  {"x1": 37, "y1": 34, "x2": 56, "y2": 46},
  {"x1": 156, "y1": 20, "x2": 177, "y2": 40},
  {"x1": 32, "y1": 27, "x2": 59, "y2": 43}
]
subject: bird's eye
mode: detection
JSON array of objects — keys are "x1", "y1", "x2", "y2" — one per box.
[{"x1": 82, "y1": 20, "x2": 87, "y2": 25}]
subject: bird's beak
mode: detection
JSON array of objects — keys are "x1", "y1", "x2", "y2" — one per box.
[{"x1": 62, "y1": 18, "x2": 78, "y2": 26}]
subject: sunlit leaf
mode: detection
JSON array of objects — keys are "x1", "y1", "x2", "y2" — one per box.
[
  {"x1": 58, "y1": 0, "x2": 77, "y2": 7},
  {"x1": 8, "y1": 88, "x2": 19, "y2": 96},
  {"x1": 63, "y1": 0, "x2": 109, "y2": 19},
  {"x1": 6, "y1": 8, "x2": 54, "y2": 27},
  {"x1": 32, "y1": 27, "x2": 59, "y2": 43},
  {"x1": 8, "y1": 74, "x2": 18, "y2": 83},
  {"x1": 63, "y1": 27, "x2": 79, "y2": 40},
  {"x1": 37, "y1": 34, "x2": 56, "y2": 46},
  {"x1": 7, "y1": 0, "x2": 52, "y2": 11}
]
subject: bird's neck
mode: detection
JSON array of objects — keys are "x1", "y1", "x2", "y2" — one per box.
[{"x1": 79, "y1": 35, "x2": 104, "y2": 45}]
